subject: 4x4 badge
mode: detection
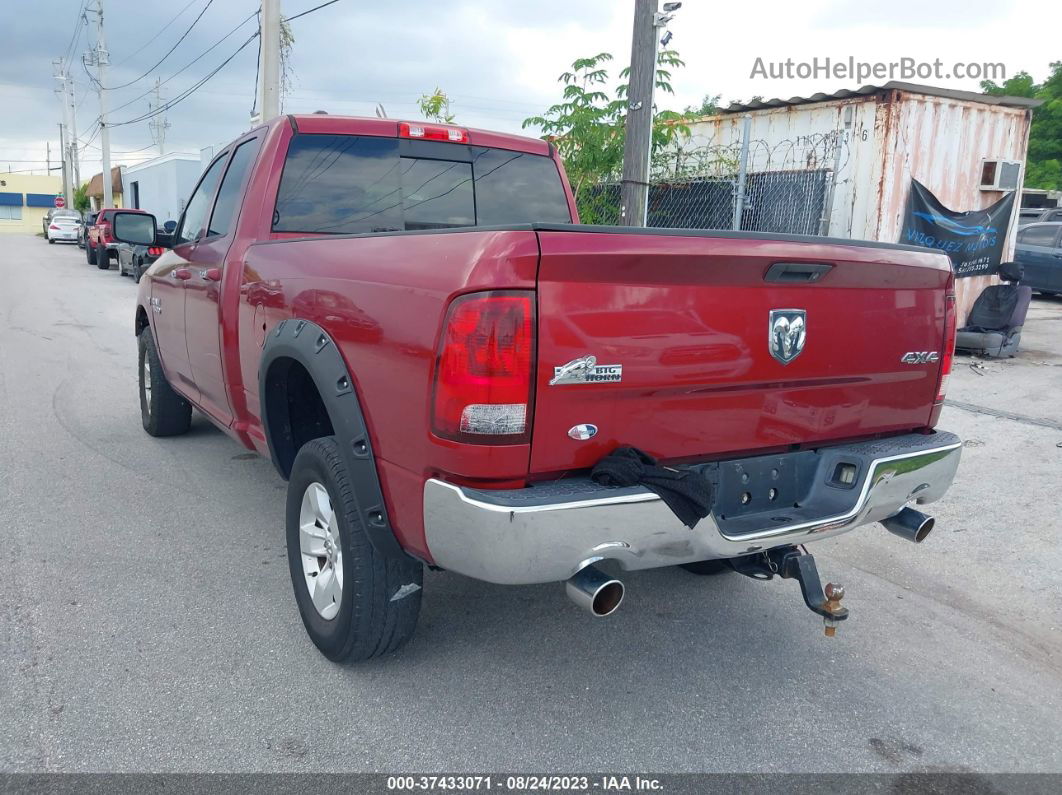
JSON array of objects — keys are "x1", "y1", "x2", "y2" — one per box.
[{"x1": 769, "y1": 309, "x2": 806, "y2": 365}]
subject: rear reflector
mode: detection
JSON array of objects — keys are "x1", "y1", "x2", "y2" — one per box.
[
  {"x1": 399, "y1": 121, "x2": 469, "y2": 143},
  {"x1": 936, "y1": 292, "x2": 957, "y2": 402},
  {"x1": 432, "y1": 291, "x2": 535, "y2": 443}
]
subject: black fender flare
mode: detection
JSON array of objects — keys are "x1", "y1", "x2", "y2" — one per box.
[{"x1": 259, "y1": 318, "x2": 406, "y2": 559}]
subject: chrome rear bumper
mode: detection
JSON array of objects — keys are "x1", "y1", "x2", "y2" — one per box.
[{"x1": 423, "y1": 431, "x2": 962, "y2": 585}]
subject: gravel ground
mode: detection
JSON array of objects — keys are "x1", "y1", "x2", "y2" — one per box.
[{"x1": 1, "y1": 234, "x2": 1060, "y2": 773}]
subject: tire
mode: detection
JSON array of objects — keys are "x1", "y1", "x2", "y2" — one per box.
[
  {"x1": 138, "y1": 328, "x2": 192, "y2": 436},
  {"x1": 85, "y1": 241, "x2": 94, "y2": 263},
  {"x1": 133, "y1": 257, "x2": 143, "y2": 284},
  {"x1": 680, "y1": 559, "x2": 732, "y2": 576},
  {"x1": 96, "y1": 243, "x2": 110, "y2": 270},
  {"x1": 48, "y1": 236, "x2": 55, "y2": 244},
  {"x1": 286, "y1": 437, "x2": 422, "y2": 662}
]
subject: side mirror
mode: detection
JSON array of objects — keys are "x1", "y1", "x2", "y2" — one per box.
[{"x1": 112, "y1": 211, "x2": 158, "y2": 247}]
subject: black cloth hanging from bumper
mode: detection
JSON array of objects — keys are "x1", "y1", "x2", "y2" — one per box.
[{"x1": 591, "y1": 446, "x2": 713, "y2": 529}]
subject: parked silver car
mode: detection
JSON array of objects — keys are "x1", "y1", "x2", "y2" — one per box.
[{"x1": 45, "y1": 209, "x2": 81, "y2": 244}]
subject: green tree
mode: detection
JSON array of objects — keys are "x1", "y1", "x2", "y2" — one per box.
[
  {"x1": 522, "y1": 50, "x2": 690, "y2": 223},
  {"x1": 683, "y1": 93, "x2": 721, "y2": 117},
  {"x1": 72, "y1": 182, "x2": 90, "y2": 214},
  {"x1": 418, "y1": 88, "x2": 455, "y2": 124},
  {"x1": 983, "y1": 63, "x2": 1062, "y2": 190}
]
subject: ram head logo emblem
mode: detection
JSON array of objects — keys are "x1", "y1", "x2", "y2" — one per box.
[{"x1": 769, "y1": 309, "x2": 807, "y2": 365}]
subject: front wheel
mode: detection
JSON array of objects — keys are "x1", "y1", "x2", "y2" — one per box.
[
  {"x1": 286, "y1": 437, "x2": 422, "y2": 662},
  {"x1": 138, "y1": 328, "x2": 191, "y2": 436}
]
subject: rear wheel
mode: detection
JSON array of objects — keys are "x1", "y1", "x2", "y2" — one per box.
[
  {"x1": 138, "y1": 328, "x2": 191, "y2": 436},
  {"x1": 85, "y1": 241, "x2": 94, "y2": 263},
  {"x1": 48, "y1": 236, "x2": 55, "y2": 244},
  {"x1": 95, "y1": 243, "x2": 110, "y2": 270},
  {"x1": 133, "y1": 256, "x2": 143, "y2": 283},
  {"x1": 286, "y1": 436, "x2": 422, "y2": 662}
]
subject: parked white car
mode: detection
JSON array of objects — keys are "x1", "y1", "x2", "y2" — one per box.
[{"x1": 46, "y1": 210, "x2": 81, "y2": 244}]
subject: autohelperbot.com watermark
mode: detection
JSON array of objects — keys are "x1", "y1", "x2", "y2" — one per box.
[{"x1": 750, "y1": 57, "x2": 1006, "y2": 83}]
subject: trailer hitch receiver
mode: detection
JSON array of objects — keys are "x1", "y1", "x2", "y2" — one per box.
[{"x1": 731, "y1": 546, "x2": 849, "y2": 637}]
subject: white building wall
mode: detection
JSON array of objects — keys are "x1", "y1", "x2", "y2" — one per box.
[{"x1": 122, "y1": 155, "x2": 203, "y2": 226}]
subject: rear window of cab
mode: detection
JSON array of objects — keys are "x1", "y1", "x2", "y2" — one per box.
[{"x1": 272, "y1": 133, "x2": 572, "y2": 234}]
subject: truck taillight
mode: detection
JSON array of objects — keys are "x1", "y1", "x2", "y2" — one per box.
[
  {"x1": 99, "y1": 222, "x2": 112, "y2": 242},
  {"x1": 399, "y1": 121, "x2": 469, "y2": 143},
  {"x1": 148, "y1": 247, "x2": 162, "y2": 256},
  {"x1": 432, "y1": 291, "x2": 535, "y2": 443},
  {"x1": 936, "y1": 292, "x2": 957, "y2": 402}
]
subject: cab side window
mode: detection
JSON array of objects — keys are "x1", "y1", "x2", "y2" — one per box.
[{"x1": 177, "y1": 155, "x2": 228, "y2": 244}]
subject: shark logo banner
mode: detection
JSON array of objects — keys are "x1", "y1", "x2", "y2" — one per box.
[{"x1": 900, "y1": 179, "x2": 1016, "y2": 278}]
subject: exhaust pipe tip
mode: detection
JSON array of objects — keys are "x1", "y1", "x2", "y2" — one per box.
[
  {"x1": 882, "y1": 507, "x2": 935, "y2": 543},
  {"x1": 566, "y1": 564, "x2": 625, "y2": 617}
]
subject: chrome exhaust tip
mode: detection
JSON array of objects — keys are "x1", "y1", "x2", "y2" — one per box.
[
  {"x1": 565, "y1": 564, "x2": 624, "y2": 617},
  {"x1": 882, "y1": 507, "x2": 935, "y2": 543}
]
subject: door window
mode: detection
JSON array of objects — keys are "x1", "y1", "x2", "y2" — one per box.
[
  {"x1": 208, "y1": 139, "x2": 261, "y2": 238},
  {"x1": 177, "y1": 155, "x2": 228, "y2": 244}
]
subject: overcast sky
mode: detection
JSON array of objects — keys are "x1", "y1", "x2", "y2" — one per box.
[{"x1": 1, "y1": 0, "x2": 1056, "y2": 181}]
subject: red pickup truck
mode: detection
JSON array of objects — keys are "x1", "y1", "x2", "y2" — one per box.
[
  {"x1": 86, "y1": 207, "x2": 149, "y2": 270},
  {"x1": 112, "y1": 114, "x2": 962, "y2": 662}
]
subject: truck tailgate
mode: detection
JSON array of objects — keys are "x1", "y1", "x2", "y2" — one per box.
[{"x1": 530, "y1": 229, "x2": 952, "y2": 475}]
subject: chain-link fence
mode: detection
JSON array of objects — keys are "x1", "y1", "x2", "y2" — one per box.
[{"x1": 584, "y1": 131, "x2": 850, "y2": 237}]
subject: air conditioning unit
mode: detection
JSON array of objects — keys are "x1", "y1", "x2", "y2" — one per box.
[{"x1": 979, "y1": 159, "x2": 1022, "y2": 191}]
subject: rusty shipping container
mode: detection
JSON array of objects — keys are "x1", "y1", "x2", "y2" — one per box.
[{"x1": 679, "y1": 82, "x2": 1039, "y2": 323}]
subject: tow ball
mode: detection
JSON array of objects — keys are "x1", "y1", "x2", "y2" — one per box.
[{"x1": 731, "y1": 546, "x2": 849, "y2": 637}]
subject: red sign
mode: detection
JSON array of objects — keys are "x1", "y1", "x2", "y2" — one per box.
[{"x1": 54, "y1": 196, "x2": 65, "y2": 208}]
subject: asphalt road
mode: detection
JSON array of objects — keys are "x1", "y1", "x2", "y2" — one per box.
[{"x1": 2, "y1": 233, "x2": 1060, "y2": 773}]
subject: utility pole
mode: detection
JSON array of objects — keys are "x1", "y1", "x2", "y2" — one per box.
[
  {"x1": 85, "y1": 0, "x2": 113, "y2": 208},
  {"x1": 46, "y1": 141, "x2": 51, "y2": 175},
  {"x1": 257, "y1": 0, "x2": 282, "y2": 122},
  {"x1": 55, "y1": 56, "x2": 81, "y2": 193},
  {"x1": 619, "y1": 0, "x2": 680, "y2": 226},
  {"x1": 148, "y1": 77, "x2": 170, "y2": 155},
  {"x1": 53, "y1": 59, "x2": 69, "y2": 201},
  {"x1": 58, "y1": 124, "x2": 70, "y2": 202}
]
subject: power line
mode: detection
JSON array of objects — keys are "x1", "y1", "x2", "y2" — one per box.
[
  {"x1": 285, "y1": 0, "x2": 344, "y2": 23},
  {"x1": 104, "y1": 10, "x2": 258, "y2": 118},
  {"x1": 89, "y1": 0, "x2": 342, "y2": 133},
  {"x1": 62, "y1": 1, "x2": 88, "y2": 64},
  {"x1": 102, "y1": 0, "x2": 215, "y2": 90},
  {"x1": 111, "y1": 0, "x2": 201, "y2": 68},
  {"x1": 109, "y1": 33, "x2": 259, "y2": 127}
]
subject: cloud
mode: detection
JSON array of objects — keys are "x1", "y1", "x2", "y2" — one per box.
[{"x1": 1, "y1": 0, "x2": 1054, "y2": 182}]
